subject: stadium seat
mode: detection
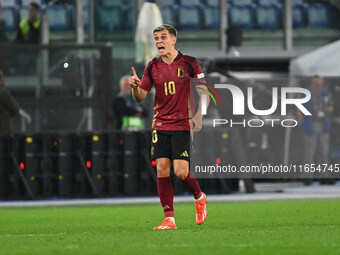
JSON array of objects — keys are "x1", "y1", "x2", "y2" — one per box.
[
  {"x1": 292, "y1": 0, "x2": 305, "y2": 5},
  {"x1": 162, "y1": 0, "x2": 178, "y2": 7},
  {"x1": 307, "y1": 3, "x2": 329, "y2": 28},
  {"x1": 97, "y1": 7, "x2": 123, "y2": 31},
  {"x1": 46, "y1": 5, "x2": 70, "y2": 30},
  {"x1": 1, "y1": 7, "x2": 17, "y2": 30},
  {"x1": 228, "y1": 5, "x2": 253, "y2": 29},
  {"x1": 255, "y1": 5, "x2": 280, "y2": 29},
  {"x1": 202, "y1": 5, "x2": 219, "y2": 29},
  {"x1": 0, "y1": 0, "x2": 18, "y2": 7},
  {"x1": 229, "y1": 0, "x2": 253, "y2": 6},
  {"x1": 179, "y1": 0, "x2": 201, "y2": 6},
  {"x1": 205, "y1": 0, "x2": 219, "y2": 7},
  {"x1": 162, "y1": 5, "x2": 178, "y2": 27},
  {"x1": 121, "y1": 5, "x2": 133, "y2": 30},
  {"x1": 292, "y1": 5, "x2": 305, "y2": 28},
  {"x1": 178, "y1": 6, "x2": 201, "y2": 29},
  {"x1": 98, "y1": 0, "x2": 124, "y2": 7},
  {"x1": 258, "y1": 0, "x2": 281, "y2": 6}
]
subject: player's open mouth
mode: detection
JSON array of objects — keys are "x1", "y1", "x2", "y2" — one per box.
[{"x1": 158, "y1": 46, "x2": 165, "y2": 53}]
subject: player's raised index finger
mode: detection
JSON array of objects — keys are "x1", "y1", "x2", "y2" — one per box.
[{"x1": 131, "y1": 67, "x2": 137, "y2": 77}]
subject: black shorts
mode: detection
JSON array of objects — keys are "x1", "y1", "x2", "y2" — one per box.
[{"x1": 151, "y1": 130, "x2": 190, "y2": 161}]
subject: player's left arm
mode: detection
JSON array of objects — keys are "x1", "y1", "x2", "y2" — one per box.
[
  {"x1": 192, "y1": 84, "x2": 210, "y2": 133},
  {"x1": 191, "y1": 60, "x2": 210, "y2": 133}
]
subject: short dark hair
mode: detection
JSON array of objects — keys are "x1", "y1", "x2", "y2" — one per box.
[
  {"x1": 29, "y1": 2, "x2": 40, "y2": 11},
  {"x1": 153, "y1": 24, "x2": 177, "y2": 37}
]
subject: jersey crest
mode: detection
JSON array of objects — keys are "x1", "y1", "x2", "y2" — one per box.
[{"x1": 177, "y1": 67, "x2": 184, "y2": 78}]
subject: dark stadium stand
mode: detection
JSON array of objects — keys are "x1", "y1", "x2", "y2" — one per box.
[
  {"x1": 0, "y1": 0, "x2": 339, "y2": 94},
  {"x1": 0, "y1": 0, "x2": 337, "y2": 43},
  {"x1": 160, "y1": 0, "x2": 333, "y2": 32}
]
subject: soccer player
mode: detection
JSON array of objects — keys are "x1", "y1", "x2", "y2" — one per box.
[{"x1": 129, "y1": 24, "x2": 208, "y2": 230}]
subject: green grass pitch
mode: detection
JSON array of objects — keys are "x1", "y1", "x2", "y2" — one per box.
[{"x1": 0, "y1": 199, "x2": 339, "y2": 255}]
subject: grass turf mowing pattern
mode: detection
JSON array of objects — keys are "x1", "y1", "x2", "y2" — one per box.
[{"x1": 0, "y1": 199, "x2": 339, "y2": 255}]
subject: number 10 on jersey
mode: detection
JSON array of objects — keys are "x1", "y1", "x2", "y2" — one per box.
[{"x1": 164, "y1": 81, "x2": 176, "y2": 96}]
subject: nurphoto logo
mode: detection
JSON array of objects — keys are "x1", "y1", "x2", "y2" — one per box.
[{"x1": 200, "y1": 83, "x2": 312, "y2": 128}]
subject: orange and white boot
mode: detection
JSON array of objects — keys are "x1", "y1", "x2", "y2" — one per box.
[
  {"x1": 153, "y1": 217, "x2": 177, "y2": 230},
  {"x1": 195, "y1": 193, "x2": 207, "y2": 225}
]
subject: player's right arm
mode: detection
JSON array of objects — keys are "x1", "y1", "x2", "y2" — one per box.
[{"x1": 130, "y1": 67, "x2": 148, "y2": 103}]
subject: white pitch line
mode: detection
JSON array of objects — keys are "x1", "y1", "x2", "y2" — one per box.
[
  {"x1": 147, "y1": 243, "x2": 340, "y2": 248},
  {"x1": 1, "y1": 232, "x2": 66, "y2": 237},
  {"x1": 0, "y1": 231, "x2": 100, "y2": 238}
]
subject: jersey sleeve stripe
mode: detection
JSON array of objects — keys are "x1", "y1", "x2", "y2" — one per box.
[
  {"x1": 147, "y1": 63, "x2": 154, "y2": 85},
  {"x1": 185, "y1": 61, "x2": 195, "y2": 78}
]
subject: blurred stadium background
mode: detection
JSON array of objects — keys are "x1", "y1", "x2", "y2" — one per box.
[{"x1": 0, "y1": 0, "x2": 340, "y2": 200}]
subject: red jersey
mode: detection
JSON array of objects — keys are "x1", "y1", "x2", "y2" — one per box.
[{"x1": 139, "y1": 52, "x2": 204, "y2": 131}]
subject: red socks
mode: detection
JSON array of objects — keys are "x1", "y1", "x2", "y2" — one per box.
[
  {"x1": 182, "y1": 171, "x2": 202, "y2": 200},
  {"x1": 158, "y1": 172, "x2": 202, "y2": 218},
  {"x1": 157, "y1": 177, "x2": 174, "y2": 217}
]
